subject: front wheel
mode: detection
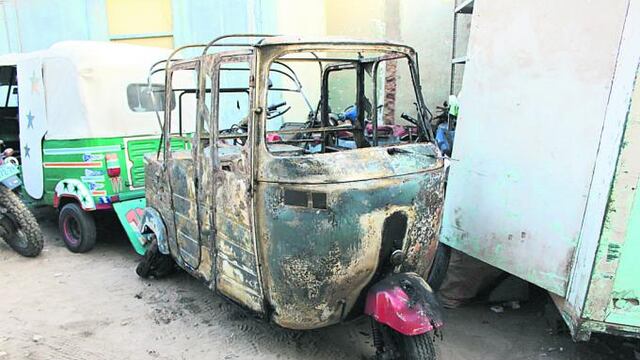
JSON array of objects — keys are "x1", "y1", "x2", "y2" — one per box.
[
  {"x1": 377, "y1": 324, "x2": 437, "y2": 360},
  {"x1": 58, "y1": 203, "x2": 96, "y2": 253},
  {"x1": 392, "y1": 332, "x2": 437, "y2": 360},
  {"x1": 0, "y1": 186, "x2": 43, "y2": 257},
  {"x1": 136, "y1": 239, "x2": 174, "y2": 279}
]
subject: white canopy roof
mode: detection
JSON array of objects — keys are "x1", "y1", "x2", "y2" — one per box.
[
  {"x1": 0, "y1": 52, "x2": 27, "y2": 66},
  {"x1": 4, "y1": 41, "x2": 195, "y2": 140}
]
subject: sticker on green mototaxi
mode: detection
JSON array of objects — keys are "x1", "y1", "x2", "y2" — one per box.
[
  {"x1": 113, "y1": 198, "x2": 147, "y2": 255},
  {"x1": 0, "y1": 163, "x2": 19, "y2": 181}
]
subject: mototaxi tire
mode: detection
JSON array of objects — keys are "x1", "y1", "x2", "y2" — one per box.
[{"x1": 58, "y1": 202, "x2": 97, "y2": 253}]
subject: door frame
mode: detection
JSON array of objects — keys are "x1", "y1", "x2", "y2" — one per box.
[
  {"x1": 163, "y1": 58, "x2": 202, "y2": 268},
  {"x1": 202, "y1": 50, "x2": 266, "y2": 312}
]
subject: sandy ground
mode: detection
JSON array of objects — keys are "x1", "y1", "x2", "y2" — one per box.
[{"x1": 0, "y1": 208, "x2": 638, "y2": 360}]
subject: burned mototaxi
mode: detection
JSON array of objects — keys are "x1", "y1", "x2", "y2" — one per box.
[{"x1": 137, "y1": 35, "x2": 445, "y2": 359}]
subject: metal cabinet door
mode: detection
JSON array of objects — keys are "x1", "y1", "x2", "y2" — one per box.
[{"x1": 440, "y1": 0, "x2": 631, "y2": 296}]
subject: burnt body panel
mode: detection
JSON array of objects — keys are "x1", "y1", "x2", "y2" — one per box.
[
  {"x1": 142, "y1": 38, "x2": 446, "y2": 334},
  {"x1": 144, "y1": 155, "x2": 177, "y2": 253},
  {"x1": 258, "y1": 143, "x2": 441, "y2": 184},
  {"x1": 255, "y1": 164, "x2": 445, "y2": 329},
  {"x1": 168, "y1": 150, "x2": 201, "y2": 268},
  {"x1": 145, "y1": 153, "x2": 214, "y2": 282},
  {"x1": 215, "y1": 166, "x2": 264, "y2": 312}
]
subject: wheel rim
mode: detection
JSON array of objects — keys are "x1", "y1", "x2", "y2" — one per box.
[
  {"x1": 1, "y1": 216, "x2": 29, "y2": 250},
  {"x1": 11, "y1": 229, "x2": 30, "y2": 250},
  {"x1": 63, "y1": 215, "x2": 82, "y2": 247},
  {"x1": 0, "y1": 217, "x2": 14, "y2": 239}
]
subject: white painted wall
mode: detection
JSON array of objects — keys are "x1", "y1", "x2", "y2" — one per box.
[
  {"x1": 400, "y1": 0, "x2": 461, "y2": 107},
  {"x1": 440, "y1": 0, "x2": 634, "y2": 297}
]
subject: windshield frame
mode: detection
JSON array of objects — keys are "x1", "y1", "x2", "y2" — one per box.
[{"x1": 255, "y1": 44, "x2": 433, "y2": 158}]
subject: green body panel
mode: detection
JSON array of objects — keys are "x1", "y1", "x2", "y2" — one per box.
[
  {"x1": 40, "y1": 136, "x2": 187, "y2": 252},
  {"x1": 126, "y1": 138, "x2": 161, "y2": 188},
  {"x1": 43, "y1": 137, "x2": 136, "y2": 205},
  {"x1": 113, "y1": 198, "x2": 147, "y2": 255},
  {"x1": 582, "y1": 71, "x2": 640, "y2": 334},
  {"x1": 41, "y1": 136, "x2": 186, "y2": 206},
  {"x1": 40, "y1": 136, "x2": 190, "y2": 255},
  {"x1": 606, "y1": 187, "x2": 640, "y2": 327},
  {"x1": 604, "y1": 83, "x2": 640, "y2": 327}
]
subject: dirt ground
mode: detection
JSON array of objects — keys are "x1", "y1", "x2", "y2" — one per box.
[{"x1": 0, "y1": 208, "x2": 638, "y2": 360}]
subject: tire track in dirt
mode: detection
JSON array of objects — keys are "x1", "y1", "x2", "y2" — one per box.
[
  {"x1": 134, "y1": 274, "x2": 371, "y2": 359},
  {"x1": 4, "y1": 330, "x2": 116, "y2": 360}
]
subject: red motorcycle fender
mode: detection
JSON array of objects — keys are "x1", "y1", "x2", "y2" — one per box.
[{"x1": 364, "y1": 272, "x2": 444, "y2": 336}]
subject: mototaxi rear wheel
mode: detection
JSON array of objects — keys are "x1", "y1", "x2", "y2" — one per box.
[{"x1": 58, "y1": 202, "x2": 96, "y2": 253}]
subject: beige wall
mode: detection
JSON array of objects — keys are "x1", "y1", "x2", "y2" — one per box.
[
  {"x1": 275, "y1": 0, "x2": 457, "y2": 110},
  {"x1": 105, "y1": 0, "x2": 174, "y2": 48},
  {"x1": 399, "y1": 0, "x2": 458, "y2": 108},
  {"x1": 275, "y1": 0, "x2": 326, "y2": 36},
  {"x1": 325, "y1": 0, "x2": 386, "y2": 38}
]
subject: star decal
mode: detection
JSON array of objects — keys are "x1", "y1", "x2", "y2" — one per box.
[
  {"x1": 80, "y1": 195, "x2": 87, "y2": 204},
  {"x1": 23, "y1": 143, "x2": 30, "y2": 158},
  {"x1": 72, "y1": 184, "x2": 79, "y2": 194},
  {"x1": 30, "y1": 70, "x2": 41, "y2": 93},
  {"x1": 26, "y1": 111, "x2": 35, "y2": 128},
  {"x1": 62, "y1": 181, "x2": 69, "y2": 191}
]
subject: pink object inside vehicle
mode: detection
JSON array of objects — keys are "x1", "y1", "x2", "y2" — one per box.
[{"x1": 266, "y1": 133, "x2": 282, "y2": 143}]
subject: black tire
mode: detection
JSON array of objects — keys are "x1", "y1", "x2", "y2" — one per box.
[
  {"x1": 0, "y1": 186, "x2": 43, "y2": 257},
  {"x1": 387, "y1": 328, "x2": 437, "y2": 360},
  {"x1": 136, "y1": 240, "x2": 174, "y2": 279},
  {"x1": 427, "y1": 243, "x2": 451, "y2": 292},
  {"x1": 58, "y1": 202, "x2": 96, "y2": 253}
]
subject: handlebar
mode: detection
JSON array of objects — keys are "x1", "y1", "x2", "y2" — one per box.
[
  {"x1": 401, "y1": 112, "x2": 418, "y2": 125},
  {"x1": 268, "y1": 101, "x2": 287, "y2": 111}
]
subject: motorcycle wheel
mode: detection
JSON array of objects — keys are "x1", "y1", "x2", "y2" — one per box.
[{"x1": 0, "y1": 186, "x2": 43, "y2": 257}]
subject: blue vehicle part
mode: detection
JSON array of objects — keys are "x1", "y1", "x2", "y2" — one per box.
[
  {"x1": 337, "y1": 105, "x2": 358, "y2": 121},
  {"x1": 1, "y1": 174, "x2": 21, "y2": 190},
  {"x1": 435, "y1": 123, "x2": 455, "y2": 156},
  {"x1": 0, "y1": 163, "x2": 21, "y2": 190}
]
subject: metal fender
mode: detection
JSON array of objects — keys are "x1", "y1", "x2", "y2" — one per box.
[
  {"x1": 53, "y1": 179, "x2": 96, "y2": 210},
  {"x1": 139, "y1": 207, "x2": 169, "y2": 255},
  {"x1": 112, "y1": 198, "x2": 147, "y2": 255},
  {"x1": 364, "y1": 272, "x2": 444, "y2": 336}
]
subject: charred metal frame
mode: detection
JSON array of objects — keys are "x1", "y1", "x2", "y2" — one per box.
[{"x1": 145, "y1": 35, "x2": 445, "y2": 330}]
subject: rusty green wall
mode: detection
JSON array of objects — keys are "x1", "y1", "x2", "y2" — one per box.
[{"x1": 583, "y1": 67, "x2": 640, "y2": 328}]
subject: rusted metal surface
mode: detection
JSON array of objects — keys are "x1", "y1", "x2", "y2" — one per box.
[
  {"x1": 214, "y1": 162, "x2": 264, "y2": 312},
  {"x1": 254, "y1": 163, "x2": 444, "y2": 329},
  {"x1": 143, "y1": 36, "x2": 445, "y2": 330},
  {"x1": 168, "y1": 151, "x2": 201, "y2": 268}
]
